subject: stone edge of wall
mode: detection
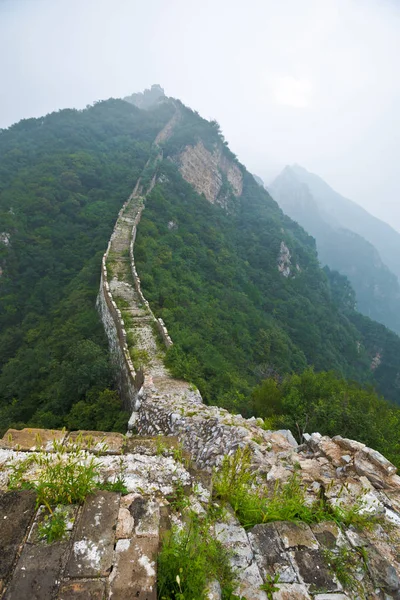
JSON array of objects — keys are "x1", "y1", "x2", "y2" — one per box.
[{"x1": 97, "y1": 198, "x2": 144, "y2": 410}]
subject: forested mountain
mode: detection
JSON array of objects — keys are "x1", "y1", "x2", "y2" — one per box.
[
  {"x1": 0, "y1": 99, "x2": 174, "y2": 433},
  {"x1": 1, "y1": 93, "x2": 400, "y2": 444},
  {"x1": 270, "y1": 166, "x2": 400, "y2": 334},
  {"x1": 287, "y1": 164, "x2": 400, "y2": 281},
  {"x1": 134, "y1": 102, "x2": 400, "y2": 407}
]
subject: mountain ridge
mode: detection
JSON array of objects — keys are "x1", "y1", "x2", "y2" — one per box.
[{"x1": 269, "y1": 165, "x2": 400, "y2": 335}]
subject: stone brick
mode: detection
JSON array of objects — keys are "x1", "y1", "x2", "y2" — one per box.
[
  {"x1": 124, "y1": 435, "x2": 179, "y2": 455},
  {"x1": 4, "y1": 540, "x2": 69, "y2": 600},
  {"x1": 0, "y1": 428, "x2": 66, "y2": 451},
  {"x1": 65, "y1": 431, "x2": 125, "y2": 454},
  {"x1": 66, "y1": 491, "x2": 119, "y2": 578},
  {"x1": 57, "y1": 579, "x2": 106, "y2": 599},
  {"x1": 311, "y1": 522, "x2": 347, "y2": 550},
  {"x1": 272, "y1": 583, "x2": 311, "y2": 599},
  {"x1": 248, "y1": 523, "x2": 297, "y2": 583},
  {"x1": 234, "y1": 561, "x2": 268, "y2": 600},
  {"x1": 116, "y1": 507, "x2": 134, "y2": 539},
  {"x1": 215, "y1": 522, "x2": 253, "y2": 569},
  {"x1": 291, "y1": 549, "x2": 339, "y2": 593},
  {"x1": 0, "y1": 490, "x2": 36, "y2": 579},
  {"x1": 275, "y1": 522, "x2": 319, "y2": 550},
  {"x1": 109, "y1": 536, "x2": 158, "y2": 600}
]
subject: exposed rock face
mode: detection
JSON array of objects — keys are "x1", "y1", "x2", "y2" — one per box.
[
  {"x1": 278, "y1": 240, "x2": 292, "y2": 277},
  {"x1": 0, "y1": 233, "x2": 10, "y2": 246},
  {"x1": 177, "y1": 140, "x2": 243, "y2": 205}
]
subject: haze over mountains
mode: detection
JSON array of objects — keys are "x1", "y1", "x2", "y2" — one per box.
[{"x1": 270, "y1": 165, "x2": 400, "y2": 335}]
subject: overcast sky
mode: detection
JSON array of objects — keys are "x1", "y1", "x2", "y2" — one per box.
[{"x1": 1, "y1": 0, "x2": 400, "y2": 230}]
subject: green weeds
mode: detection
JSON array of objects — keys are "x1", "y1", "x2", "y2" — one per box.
[
  {"x1": 260, "y1": 573, "x2": 281, "y2": 599},
  {"x1": 323, "y1": 546, "x2": 368, "y2": 595},
  {"x1": 213, "y1": 447, "x2": 381, "y2": 531},
  {"x1": 157, "y1": 514, "x2": 235, "y2": 600},
  {"x1": 38, "y1": 507, "x2": 69, "y2": 544}
]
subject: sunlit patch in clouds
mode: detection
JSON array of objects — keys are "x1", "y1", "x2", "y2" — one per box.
[{"x1": 273, "y1": 76, "x2": 313, "y2": 108}]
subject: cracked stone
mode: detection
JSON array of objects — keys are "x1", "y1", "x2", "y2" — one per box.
[
  {"x1": 109, "y1": 536, "x2": 158, "y2": 600},
  {"x1": 248, "y1": 523, "x2": 297, "y2": 583}
]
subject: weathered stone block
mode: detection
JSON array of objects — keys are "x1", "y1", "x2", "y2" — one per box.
[
  {"x1": 116, "y1": 507, "x2": 134, "y2": 539},
  {"x1": 275, "y1": 522, "x2": 319, "y2": 550},
  {"x1": 4, "y1": 540, "x2": 69, "y2": 600},
  {"x1": 109, "y1": 536, "x2": 158, "y2": 600},
  {"x1": 66, "y1": 491, "x2": 119, "y2": 578},
  {"x1": 215, "y1": 522, "x2": 253, "y2": 569},
  {"x1": 248, "y1": 523, "x2": 297, "y2": 583},
  {"x1": 272, "y1": 583, "x2": 311, "y2": 599},
  {"x1": 65, "y1": 431, "x2": 125, "y2": 454},
  {"x1": 0, "y1": 428, "x2": 66, "y2": 451},
  {"x1": 291, "y1": 549, "x2": 339, "y2": 593},
  {"x1": 0, "y1": 490, "x2": 36, "y2": 579}
]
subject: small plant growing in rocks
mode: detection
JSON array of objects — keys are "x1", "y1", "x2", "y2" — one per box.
[
  {"x1": 260, "y1": 573, "x2": 281, "y2": 599},
  {"x1": 213, "y1": 446, "x2": 381, "y2": 531},
  {"x1": 323, "y1": 545, "x2": 368, "y2": 595},
  {"x1": 38, "y1": 507, "x2": 69, "y2": 544},
  {"x1": 157, "y1": 513, "x2": 236, "y2": 600}
]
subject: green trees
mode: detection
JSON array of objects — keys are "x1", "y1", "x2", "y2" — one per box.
[
  {"x1": 0, "y1": 99, "x2": 173, "y2": 434},
  {"x1": 252, "y1": 368, "x2": 400, "y2": 467}
]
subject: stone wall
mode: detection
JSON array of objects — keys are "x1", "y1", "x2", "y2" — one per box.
[{"x1": 96, "y1": 199, "x2": 144, "y2": 410}]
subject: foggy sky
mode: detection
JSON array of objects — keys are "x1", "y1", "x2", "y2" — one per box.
[{"x1": 1, "y1": 0, "x2": 400, "y2": 231}]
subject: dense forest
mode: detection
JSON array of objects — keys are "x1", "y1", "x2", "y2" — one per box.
[{"x1": 0, "y1": 99, "x2": 173, "y2": 434}]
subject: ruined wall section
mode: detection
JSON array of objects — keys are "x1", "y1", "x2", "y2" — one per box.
[{"x1": 96, "y1": 204, "x2": 143, "y2": 410}]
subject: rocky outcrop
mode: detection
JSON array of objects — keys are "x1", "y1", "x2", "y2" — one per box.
[
  {"x1": 278, "y1": 241, "x2": 292, "y2": 277},
  {"x1": 177, "y1": 140, "x2": 243, "y2": 205}
]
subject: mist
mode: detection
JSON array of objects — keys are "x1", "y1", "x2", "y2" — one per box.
[{"x1": 1, "y1": 0, "x2": 399, "y2": 230}]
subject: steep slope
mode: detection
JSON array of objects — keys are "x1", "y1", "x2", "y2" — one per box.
[
  {"x1": 0, "y1": 98, "x2": 174, "y2": 433},
  {"x1": 270, "y1": 166, "x2": 400, "y2": 334},
  {"x1": 290, "y1": 164, "x2": 400, "y2": 280},
  {"x1": 134, "y1": 102, "x2": 400, "y2": 407}
]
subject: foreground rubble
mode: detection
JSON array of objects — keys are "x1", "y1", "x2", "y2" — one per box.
[{"x1": 0, "y1": 426, "x2": 399, "y2": 599}]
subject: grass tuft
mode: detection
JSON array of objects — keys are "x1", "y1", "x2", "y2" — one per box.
[{"x1": 213, "y1": 447, "x2": 381, "y2": 531}]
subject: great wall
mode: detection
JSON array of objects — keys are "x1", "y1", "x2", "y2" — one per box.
[{"x1": 1, "y1": 105, "x2": 400, "y2": 599}]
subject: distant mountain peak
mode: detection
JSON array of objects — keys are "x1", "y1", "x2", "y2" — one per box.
[{"x1": 124, "y1": 84, "x2": 165, "y2": 110}]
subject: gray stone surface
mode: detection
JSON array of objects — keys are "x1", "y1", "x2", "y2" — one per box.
[
  {"x1": 0, "y1": 490, "x2": 36, "y2": 579},
  {"x1": 292, "y1": 549, "x2": 339, "y2": 593},
  {"x1": 4, "y1": 541, "x2": 69, "y2": 600},
  {"x1": 66, "y1": 491, "x2": 119, "y2": 578},
  {"x1": 273, "y1": 583, "x2": 311, "y2": 599},
  {"x1": 248, "y1": 523, "x2": 297, "y2": 583},
  {"x1": 109, "y1": 536, "x2": 158, "y2": 600},
  {"x1": 275, "y1": 522, "x2": 319, "y2": 551}
]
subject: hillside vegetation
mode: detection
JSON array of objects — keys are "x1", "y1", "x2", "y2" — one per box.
[
  {"x1": 0, "y1": 99, "x2": 173, "y2": 433},
  {"x1": 270, "y1": 166, "x2": 400, "y2": 335}
]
